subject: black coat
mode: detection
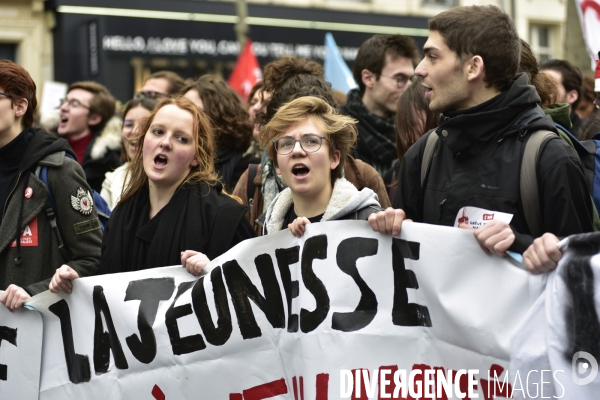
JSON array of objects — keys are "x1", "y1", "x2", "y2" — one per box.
[
  {"x1": 81, "y1": 130, "x2": 122, "y2": 193},
  {"x1": 394, "y1": 73, "x2": 594, "y2": 253},
  {"x1": 100, "y1": 182, "x2": 256, "y2": 274}
]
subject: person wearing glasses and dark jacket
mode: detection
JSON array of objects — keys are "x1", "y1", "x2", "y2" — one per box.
[
  {"x1": 341, "y1": 34, "x2": 419, "y2": 175},
  {"x1": 0, "y1": 61, "x2": 101, "y2": 310},
  {"x1": 258, "y1": 96, "x2": 403, "y2": 237},
  {"x1": 57, "y1": 81, "x2": 122, "y2": 192}
]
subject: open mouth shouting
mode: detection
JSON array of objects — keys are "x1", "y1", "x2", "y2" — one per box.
[
  {"x1": 58, "y1": 114, "x2": 69, "y2": 129},
  {"x1": 292, "y1": 163, "x2": 310, "y2": 178},
  {"x1": 154, "y1": 154, "x2": 168, "y2": 169}
]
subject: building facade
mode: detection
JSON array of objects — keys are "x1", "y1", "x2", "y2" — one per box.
[
  {"x1": 4, "y1": 0, "x2": 572, "y2": 102},
  {"x1": 0, "y1": 0, "x2": 54, "y2": 102}
]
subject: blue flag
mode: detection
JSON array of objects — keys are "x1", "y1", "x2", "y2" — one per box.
[{"x1": 324, "y1": 33, "x2": 357, "y2": 94}]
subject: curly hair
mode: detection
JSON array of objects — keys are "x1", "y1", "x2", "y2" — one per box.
[
  {"x1": 181, "y1": 76, "x2": 252, "y2": 152},
  {"x1": 261, "y1": 74, "x2": 338, "y2": 126},
  {"x1": 518, "y1": 39, "x2": 558, "y2": 109},
  {"x1": 259, "y1": 96, "x2": 357, "y2": 183},
  {"x1": 262, "y1": 56, "x2": 323, "y2": 96},
  {"x1": 118, "y1": 96, "x2": 218, "y2": 205}
]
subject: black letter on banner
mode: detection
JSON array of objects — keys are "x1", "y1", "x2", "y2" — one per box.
[
  {"x1": 300, "y1": 234, "x2": 330, "y2": 333},
  {"x1": 166, "y1": 281, "x2": 206, "y2": 355},
  {"x1": 48, "y1": 300, "x2": 91, "y2": 383},
  {"x1": 192, "y1": 267, "x2": 232, "y2": 346},
  {"x1": 223, "y1": 255, "x2": 285, "y2": 339},
  {"x1": 391, "y1": 238, "x2": 432, "y2": 327},
  {"x1": 275, "y1": 246, "x2": 300, "y2": 332},
  {"x1": 124, "y1": 278, "x2": 175, "y2": 364},
  {"x1": 0, "y1": 326, "x2": 17, "y2": 380},
  {"x1": 332, "y1": 237, "x2": 379, "y2": 332},
  {"x1": 93, "y1": 285, "x2": 128, "y2": 374}
]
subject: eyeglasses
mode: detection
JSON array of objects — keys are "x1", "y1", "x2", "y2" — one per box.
[
  {"x1": 273, "y1": 134, "x2": 329, "y2": 155},
  {"x1": 60, "y1": 98, "x2": 90, "y2": 109},
  {"x1": 134, "y1": 91, "x2": 169, "y2": 100},
  {"x1": 0, "y1": 91, "x2": 12, "y2": 99},
  {"x1": 594, "y1": 94, "x2": 600, "y2": 110},
  {"x1": 379, "y1": 74, "x2": 412, "y2": 89}
]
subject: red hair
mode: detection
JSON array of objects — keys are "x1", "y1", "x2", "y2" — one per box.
[{"x1": 0, "y1": 60, "x2": 37, "y2": 127}]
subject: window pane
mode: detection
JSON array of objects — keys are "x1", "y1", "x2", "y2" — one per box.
[
  {"x1": 538, "y1": 27, "x2": 549, "y2": 48},
  {"x1": 0, "y1": 43, "x2": 16, "y2": 61}
]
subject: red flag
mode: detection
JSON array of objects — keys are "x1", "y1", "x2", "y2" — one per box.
[{"x1": 228, "y1": 39, "x2": 262, "y2": 100}]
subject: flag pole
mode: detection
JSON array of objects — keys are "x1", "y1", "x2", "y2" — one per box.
[{"x1": 235, "y1": 0, "x2": 249, "y2": 47}]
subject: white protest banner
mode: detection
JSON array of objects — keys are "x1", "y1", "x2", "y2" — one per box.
[
  {"x1": 25, "y1": 221, "x2": 533, "y2": 399},
  {"x1": 0, "y1": 294, "x2": 43, "y2": 400},
  {"x1": 511, "y1": 232, "x2": 600, "y2": 399}
]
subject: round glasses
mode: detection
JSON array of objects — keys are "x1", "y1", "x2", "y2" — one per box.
[
  {"x1": 59, "y1": 98, "x2": 90, "y2": 109},
  {"x1": 273, "y1": 134, "x2": 329, "y2": 155}
]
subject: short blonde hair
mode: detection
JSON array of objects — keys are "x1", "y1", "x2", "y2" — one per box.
[{"x1": 258, "y1": 96, "x2": 357, "y2": 182}]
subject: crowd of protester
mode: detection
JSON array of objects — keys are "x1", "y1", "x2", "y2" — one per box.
[{"x1": 0, "y1": 5, "x2": 598, "y2": 316}]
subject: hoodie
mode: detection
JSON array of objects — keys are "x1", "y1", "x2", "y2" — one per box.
[{"x1": 262, "y1": 177, "x2": 380, "y2": 235}]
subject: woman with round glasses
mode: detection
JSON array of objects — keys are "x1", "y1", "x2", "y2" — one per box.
[{"x1": 258, "y1": 96, "x2": 404, "y2": 237}]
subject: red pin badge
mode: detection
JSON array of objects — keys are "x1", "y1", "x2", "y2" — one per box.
[{"x1": 24, "y1": 187, "x2": 33, "y2": 199}]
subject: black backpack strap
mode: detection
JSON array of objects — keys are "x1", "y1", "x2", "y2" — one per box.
[
  {"x1": 420, "y1": 129, "x2": 438, "y2": 187},
  {"x1": 520, "y1": 130, "x2": 557, "y2": 238},
  {"x1": 36, "y1": 165, "x2": 73, "y2": 260}
]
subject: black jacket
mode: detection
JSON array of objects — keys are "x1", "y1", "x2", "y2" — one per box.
[
  {"x1": 394, "y1": 73, "x2": 594, "y2": 253},
  {"x1": 81, "y1": 130, "x2": 122, "y2": 193},
  {"x1": 100, "y1": 182, "x2": 256, "y2": 274}
]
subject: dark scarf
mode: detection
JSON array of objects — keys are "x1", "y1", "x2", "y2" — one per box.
[
  {"x1": 343, "y1": 89, "x2": 397, "y2": 173},
  {"x1": 100, "y1": 183, "x2": 249, "y2": 274},
  {"x1": 216, "y1": 146, "x2": 243, "y2": 189},
  {"x1": 0, "y1": 129, "x2": 32, "y2": 226}
]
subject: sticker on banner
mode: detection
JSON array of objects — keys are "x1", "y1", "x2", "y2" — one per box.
[
  {"x1": 71, "y1": 187, "x2": 94, "y2": 215},
  {"x1": 10, "y1": 217, "x2": 39, "y2": 247},
  {"x1": 454, "y1": 206, "x2": 513, "y2": 229}
]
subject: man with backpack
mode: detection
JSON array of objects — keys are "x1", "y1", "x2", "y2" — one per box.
[
  {"x1": 0, "y1": 61, "x2": 101, "y2": 310},
  {"x1": 393, "y1": 5, "x2": 594, "y2": 257}
]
